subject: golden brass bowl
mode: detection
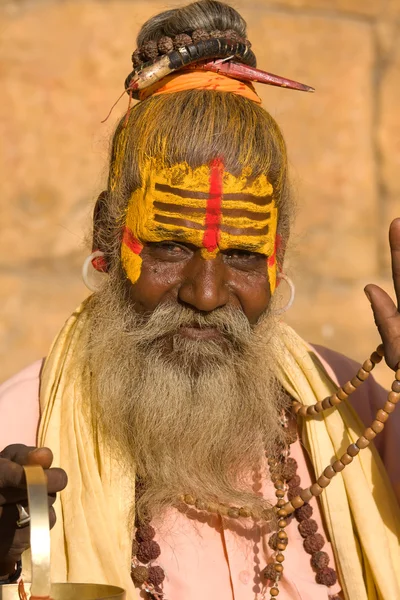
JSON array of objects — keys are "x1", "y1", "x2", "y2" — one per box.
[{"x1": 0, "y1": 466, "x2": 125, "y2": 600}]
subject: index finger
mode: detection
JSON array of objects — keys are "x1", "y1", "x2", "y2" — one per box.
[{"x1": 389, "y1": 218, "x2": 400, "y2": 309}]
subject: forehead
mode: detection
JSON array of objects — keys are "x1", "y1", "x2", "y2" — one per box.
[
  {"x1": 151, "y1": 159, "x2": 273, "y2": 202},
  {"x1": 124, "y1": 158, "x2": 277, "y2": 256}
]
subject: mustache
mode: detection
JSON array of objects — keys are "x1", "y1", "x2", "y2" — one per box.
[{"x1": 122, "y1": 302, "x2": 254, "y2": 346}]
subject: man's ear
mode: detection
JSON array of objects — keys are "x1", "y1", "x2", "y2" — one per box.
[{"x1": 91, "y1": 190, "x2": 109, "y2": 272}]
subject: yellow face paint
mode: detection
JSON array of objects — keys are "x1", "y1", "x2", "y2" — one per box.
[{"x1": 121, "y1": 158, "x2": 279, "y2": 292}]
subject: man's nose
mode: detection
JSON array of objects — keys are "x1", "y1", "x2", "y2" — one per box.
[{"x1": 178, "y1": 254, "x2": 229, "y2": 313}]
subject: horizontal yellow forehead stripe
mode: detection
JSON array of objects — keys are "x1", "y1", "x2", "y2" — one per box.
[{"x1": 154, "y1": 193, "x2": 274, "y2": 214}]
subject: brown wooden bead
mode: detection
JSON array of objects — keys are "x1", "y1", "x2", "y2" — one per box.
[
  {"x1": 388, "y1": 390, "x2": 400, "y2": 404},
  {"x1": 276, "y1": 499, "x2": 286, "y2": 508},
  {"x1": 355, "y1": 436, "x2": 370, "y2": 449},
  {"x1": 275, "y1": 489, "x2": 285, "y2": 498},
  {"x1": 364, "y1": 427, "x2": 377, "y2": 440},
  {"x1": 278, "y1": 520, "x2": 288, "y2": 529},
  {"x1": 323, "y1": 465, "x2": 336, "y2": 479},
  {"x1": 376, "y1": 409, "x2": 389, "y2": 423},
  {"x1": 218, "y1": 505, "x2": 229, "y2": 516},
  {"x1": 298, "y1": 405, "x2": 308, "y2": 417},
  {"x1": 337, "y1": 388, "x2": 348, "y2": 401},
  {"x1": 195, "y1": 499, "x2": 207, "y2": 511},
  {"x1": 340, "y1": 453, "x2": 353, "y2": 466},
  {"x1": 276, "y1": 553, "x2": 285, "y2": 563},
  {"x1": 277, "y1": 542, "x2": 287, "y2": 551},
  {"x1": 330, "y1": 394, "x2": 342, "y2": 406},
  {"x1": 184, "y1": 494, "x2": 195, "y2": 505},
  {"x1": 292, "y1": 402, "x2": 303, "y2": 416},
  {"x1": 317, "y1": 475, "x2": 331, "y2": 488},
  {"x1": 384, "y1": 400, "x2": 396, "y2": 413},
  {"x1": 306, "y1": 405, "x2": 318, "y2": 416},
  {"x1": 371, "y1": 420, "x2": 384, "y2": 434},
  {"x1": 347, "y1": 443, "x2": 360, "y2": 457},
  {"x1": 290, "y1": 496, "x2": 304, "y2": 509},
  {"x1": 332, "y1": 460, "x2": 345, "y2": 473},
  {"x1": 310, "y1": 483, "x2": 323, "y2": 497},
  {"x1": 278, "y1": 530, "x2": 288, "y2": 540},
  {"x1": 270, "y1": 588, "x2": 280, "y2": 597},
  {"x1": 313, "y1": 402, "x2": 324, "y2": 413},
  {"x1": 277, "y1": 509, "x2": 287, "y2": 518},
  {"x1": 239, "y1": 506, "x2": 251, "y2": 518},
  {"x1": 391, "y1": 380, "x2": 400, "y2": 393},
  {"x1": 356, "y1": 368, "x2": 369, "y2": 381},
  {"x1": 350, "y1": 377, "x2": 363, "y2": 388},
  {"x1": 395, "y1": 369, "x2": 400, "y2": 381},
  {"x1": 207, "y1": 502, "x2": 219, "y2": 513},
  {"x1": 275, "y1": 480, "x2": 285, "y2": 490},
  {"x1": 370, "y1": 351, "x2": 382, "y2": 364},
  {"x1": 275, "y1": 564, "x2": 284, "y2": 573},
  {"x1": 227, "y1": 507, "x2": 240, "y2": 519},
  {"x1": 362, "y1": 359, "x2": 374, "y2": 372},
  {"x1": 376, "y1": 343, "x2": 385, "y2": 357},
  {"x1": 300, "y1": 488, "x2": 313, "y2": 503},
  {"x1": 322, "y1": 397, "x2": 333, "y2": 410},
  {"x1": 343, "y1": 381, "x2": 356, "y2": 395}
]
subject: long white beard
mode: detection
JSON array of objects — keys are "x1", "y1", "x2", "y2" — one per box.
[{"x1": 85, "y1": 272, "x2": 289, "y2": 520}]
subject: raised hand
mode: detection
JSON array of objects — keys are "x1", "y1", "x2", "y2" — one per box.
[{"x1": 365, "y1": 218, "x2": 400, "y2": 371}]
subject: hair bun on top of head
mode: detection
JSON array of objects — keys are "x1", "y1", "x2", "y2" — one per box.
[{"x1": 124, "y1": 0, "x2": 314, "y2": 99}]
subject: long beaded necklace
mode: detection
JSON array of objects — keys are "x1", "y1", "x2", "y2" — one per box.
[{"x1": 130, "y1": 344, "x2": 399, "y2": 599}]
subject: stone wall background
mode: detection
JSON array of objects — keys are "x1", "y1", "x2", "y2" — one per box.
[{"x1": 1, "y1": 0, "x2": 399, "y2": 388}]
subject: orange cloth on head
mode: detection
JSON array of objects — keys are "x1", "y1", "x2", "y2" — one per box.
[{"x1": 138, "y1": 70, "x2": 262, "y2": 103}]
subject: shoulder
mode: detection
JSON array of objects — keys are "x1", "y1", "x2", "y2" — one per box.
[{"x1": 0, "y1": 360, "x2": 43, "y2": 450}]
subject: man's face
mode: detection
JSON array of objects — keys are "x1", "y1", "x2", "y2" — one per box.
[{"x1": 120, "y1": 158, "x2": 278, "y2": 328}]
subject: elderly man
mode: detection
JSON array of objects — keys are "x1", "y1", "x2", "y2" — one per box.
[{"x1": 0, "y1": 1, "x2": 399, "y2": 599}]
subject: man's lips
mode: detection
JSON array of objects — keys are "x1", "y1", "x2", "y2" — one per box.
[{"x1": 178, "y1": 325, "x2": 223, "y2": 340}]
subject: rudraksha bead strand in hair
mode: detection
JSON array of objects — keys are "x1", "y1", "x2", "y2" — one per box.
[
  {"x1": 292, "y1": 343, "x2": 384, "y2": 417},
  {"x1": 131, "y1": 28, "x2": 252, "y2": 69}
]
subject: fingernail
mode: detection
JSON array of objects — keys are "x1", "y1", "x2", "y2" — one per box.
[{"x1": 364, "y1": 289, "x2": 372, "y2": 303}]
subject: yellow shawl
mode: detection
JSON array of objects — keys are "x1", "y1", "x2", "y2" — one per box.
[{"x1": 37, "y1": 300, "x2": 400, "y2": 599}]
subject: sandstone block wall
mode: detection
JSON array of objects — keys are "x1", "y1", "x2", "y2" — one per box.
[{"x1": 1, "y1": 0, "x2": 399, "y2": 388}]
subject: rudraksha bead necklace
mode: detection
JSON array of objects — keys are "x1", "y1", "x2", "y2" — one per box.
[{"x1": 131, "y1": 344, "x2": 399, "y2": 599}]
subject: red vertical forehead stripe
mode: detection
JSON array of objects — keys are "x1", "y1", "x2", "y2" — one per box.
[
  {"x1": 202, "y1": 158, "x2": 224, "y2": 253},
  {"x1": 123, "y1": 226, "x2": 143, "y2": 254}
]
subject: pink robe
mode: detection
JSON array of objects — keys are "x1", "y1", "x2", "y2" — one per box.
[{"x1": 1, "y1": 346, "x2": 399, "y2": 600}]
